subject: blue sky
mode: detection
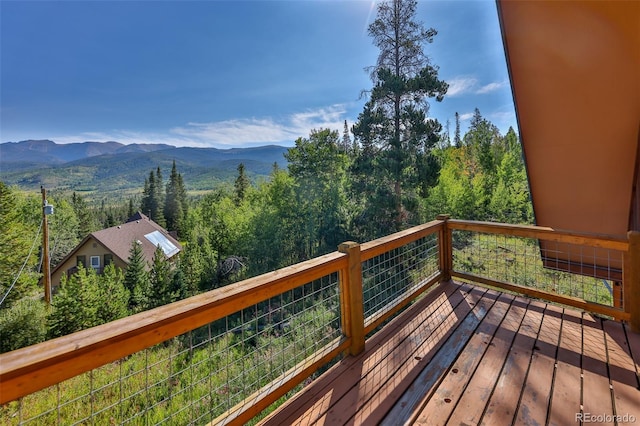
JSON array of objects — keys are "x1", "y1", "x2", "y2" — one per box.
[{"x1": 1, "y1": 0, "x2": 516, "y2": 148}]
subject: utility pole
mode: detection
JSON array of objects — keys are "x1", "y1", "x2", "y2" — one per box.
[{"x1": 41, "y1": 186, "x2": 52, "y2": 305}]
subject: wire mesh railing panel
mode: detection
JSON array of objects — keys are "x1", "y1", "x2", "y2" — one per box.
[
  {"x1": 451, "y1": 230, "x2": 624, "y2": 309},
  {"x1": 1, "y1": 274, "x2": 342, "y2": 425},
  {"x1": 361, "y1": 234, "x2": 440, "y2": 327}
]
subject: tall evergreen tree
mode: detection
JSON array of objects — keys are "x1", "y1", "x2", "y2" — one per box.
[
  {"x1": 123, "y1": 240, "x2": 149, "y2": 312},
  {"x1": 154, "y1": 167, "x2": 166, "y2": 227},
  {"x1": 47, "y1": 265, "x2": 101, "y2": 338},
  {"x1": 127, "y1": 198, "x2": 135, "y2": 218},
  {"x1": 140, "y1": 168, "x2": 166, "y2": 225},
  {"x1": 96, "y1": 264, "x2": 129, "y2": 322},
  {"x1": 148, "y1": 245, "x2": 173, "y2": 308},
  {"x1": 442, "y1": 118, "x2": 451, "y2": 148},
  {"x1": 353, "y1": 0, "x2": 448, "y2": 234},
  {"x1": 454, "y1": 112, "x2": 461, "y2": 148},
  {"x1": 342, "y1": 120, "x2": 352, "y2": 153},
  {"x1": 140, "y1": 171, "x2": 155, "y2": 219},
  {"x1": 71, "y1": 192, "x2": 94, "y2": 239},
  {"x1": 233, "y1": 163, "x2": 250, "y2": 206},
  {"x1": 464, "y1": 108, "x2": 501, "y2": 176},
  {"x1": 165, "y1": 160, "x2": 186, "y2": 234}
]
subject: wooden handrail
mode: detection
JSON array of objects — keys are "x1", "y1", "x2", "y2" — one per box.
[
  {"x1": 360, "y1": 219, "x2": 444, "y2": 261},
  {"x1": 0, "y1": 251, "x2": 347, "y2": 404},
  {"x1": 448, "y1": 219, "x2": 629, "y2": 251}
]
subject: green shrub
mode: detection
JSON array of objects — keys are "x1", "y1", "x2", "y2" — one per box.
[{"x1": 0, "y1": 298, "x2": 47, "y2": 353}]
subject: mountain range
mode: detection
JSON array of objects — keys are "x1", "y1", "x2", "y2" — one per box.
[{"x1": 0, "y1": 140, "x2": 289, "y2": 198}]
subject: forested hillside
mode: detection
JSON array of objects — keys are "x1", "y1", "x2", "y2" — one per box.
[{"x1": 0, "y1": 142, "x2": 289, "y2": 198}]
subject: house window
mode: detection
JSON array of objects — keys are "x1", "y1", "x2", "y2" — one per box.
[
  {"x1": 90, "y1": 256, "x2": 100, "y2": 269},
  {"x1": 104, "y1": 254, "x2": 113, "y2": 267},
  {"x1": 77, "y1": 255, "x2": 86, "y2": 268}
]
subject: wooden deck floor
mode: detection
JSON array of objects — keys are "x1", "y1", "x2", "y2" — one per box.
[{"x1": 259, "y1": 280, "x2": 640, "y2": 426}]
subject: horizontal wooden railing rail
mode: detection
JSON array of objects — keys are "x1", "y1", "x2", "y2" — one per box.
[
  {"x1": 359, "y1": 219, "x2": 444, "y2": 261},
  {"x1": 447, "y1": 219, "x2": 630, "y2": 251}
]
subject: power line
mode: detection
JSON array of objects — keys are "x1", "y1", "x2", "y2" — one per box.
[{"x1": 0, "y1": 218, "x2": 44, "y2": 307}]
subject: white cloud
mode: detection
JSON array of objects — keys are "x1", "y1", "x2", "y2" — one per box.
[
  {"x1": 476, "y1": 81, "x2": 507, "y2": 94},
  {"x1": 446, "y1": 77, "x2": 508, "y2": 97},
  {"x1": 489, "y1": 111, "x2": 516, "y2": 122},
  {"x1": 459, "y1": 112, "x2": 474, "y2": 121},
  {"x1": 48, "y1": 104, "x2": 353, "y2": 148},
  {"x1": 171, "y1": 104, "x2": 350, "y2": 147},
  {"x1": 446, "y1": 77, "x2": 478, "y2": 97}
]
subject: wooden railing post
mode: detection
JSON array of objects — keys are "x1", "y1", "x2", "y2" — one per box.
[
  {"x1": 625, "y1": 231, "x2": 640, "y2": 333},
  {"x1": 338, "y1": 241, "x2": 365, "y2": 355},
  {"x1": 437, "y1": 214, "x2": 452, "y2": 282}
]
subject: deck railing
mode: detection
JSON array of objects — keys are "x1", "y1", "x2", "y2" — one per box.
[{"x1": 0, "y1": 218, "x2": 638, "y2": 425}]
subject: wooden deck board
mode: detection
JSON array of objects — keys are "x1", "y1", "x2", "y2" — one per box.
[
  {"x1": 602, "y1": 320, "x2": 640, "y2": 423},
  {"x1": 514, "y1": 303, "x2": 563, "y2": 426},
  {"x1": 258, "y1": 281, "x2": 640, "y2": 426},
  {"x1": 548, "y1": 307, "x2": 584, "y2": 426},
  {"x1": 480, "y1": 298, "x2": 544, "y2": 426},
  {"x1": 581, "y1": 313, "x2": 614, "y2": 424}
]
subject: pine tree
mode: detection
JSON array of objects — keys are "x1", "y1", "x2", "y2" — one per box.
[
  {"x1": 140, "y1": 172, "x2": 154, "y2": 218},
  {"x1": 148, "y1": 245, "x2": 173, "y2": 308},
  {"x1": 154, "y1": 167, "x2": 166, "y2": 227},
  {"x1": 165, "y1": 160, "x2": 186, "y2": 234},
  {"x1": 454, "y1": 112, "x2": 461, "y2": 148},
  {"x1": 47, "y1": 265, "x2": 101, "y2": 338},
  {"x1": 342, "y1": 120, "x2": 351, "y2": 153},
  {"x1": 443, "y1": 118, "x2": 451, "y2": 148},
  {"x1": 233, "y1": 163, "x2": 250, "y2": 206},
  {"x1": 71, "y1": 192, "x2": 94, "y2": 239},
  {"x1": 353, "y1": 0, "x2": 448, "y2": 234},
  {"x1": 123, "y1": 240, "x2": 149, "y2": 312},
  {"x1": 96, "y1": 264, "x2": 129, "y2": 322}
]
